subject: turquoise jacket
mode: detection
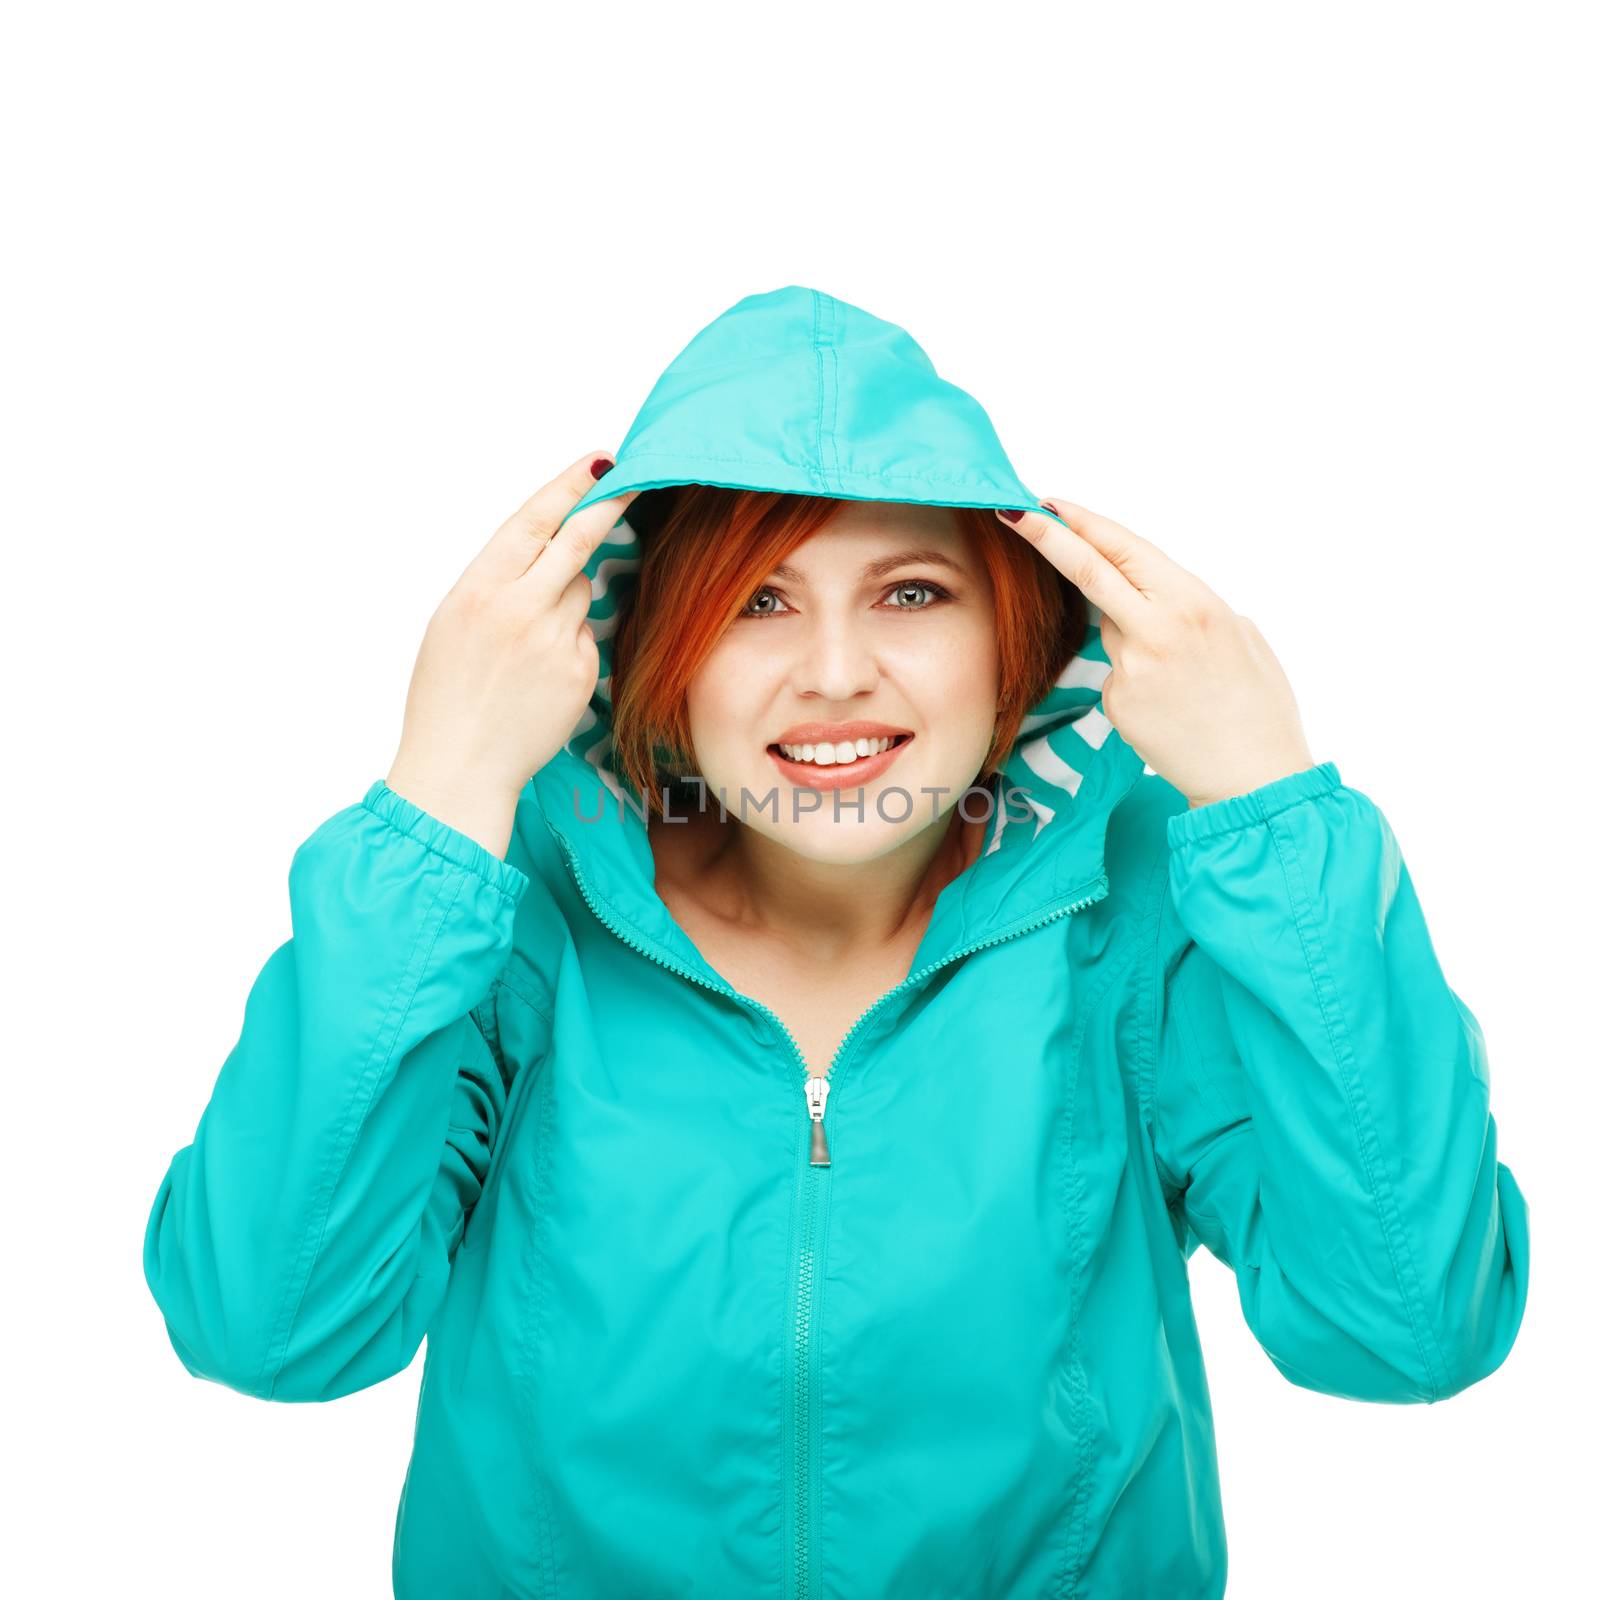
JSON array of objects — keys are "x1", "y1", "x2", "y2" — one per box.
[{"x1": 143, "y1": 285, "x2": 1530, "y2": 1599}]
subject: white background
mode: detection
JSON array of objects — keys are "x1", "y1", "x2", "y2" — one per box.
[{"x1": 5, "y1": 3, "x2": 1592, "y2": 1595}]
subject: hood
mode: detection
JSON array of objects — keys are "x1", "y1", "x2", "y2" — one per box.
[{"x1": 532, "y1": 284, "x2": 1150, "y2": 966}]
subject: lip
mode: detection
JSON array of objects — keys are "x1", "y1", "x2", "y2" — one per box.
[
  {"x1": 771, "y1": 719, "x2": 912, "y2": 746},
  {"x1": 767, "y1": 732, "x2": 914, "y2": 791}
]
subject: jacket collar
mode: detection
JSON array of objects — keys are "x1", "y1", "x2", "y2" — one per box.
[{"x1": 533, "y1": 730, "x2": 1147, "y2": 983}]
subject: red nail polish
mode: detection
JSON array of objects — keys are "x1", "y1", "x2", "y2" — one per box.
[
  {"x1": 997, "y1": 507, "x2": 1024, "y2": 523},
  {"x1": 590, "y1": 457, "x2": 614, "y2": 479}
]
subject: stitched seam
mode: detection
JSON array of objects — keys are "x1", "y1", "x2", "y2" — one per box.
[
  {"x1": 515, "y1": 1039, "x2": 561, "y2": 1594},
  {"x1": 496, "y1": 966, "x2": 555, "y2": 1026},
  {"x1": 819, "y1": 292, "x2": 840, "y2": 489},
  {"x1": 471, "y1": 979, "x2": 511, "y2": 1090},
  {"x1": 1134, "y1": 840, "x2": 1175, "y2": 1197},
  {"x1": 259, "y1": 869, "x2": 468, "y2": 1396},
  {"x1": 810, "y1": 290, "x2": 823, "y2": 491},
  {"x1": 596, "y1": 448, "x2": 1022, "y2": 491},
  {"x1": 1171, "y1": 956, "x2": 1239, "y2": 1128},
  {"x1": 812, "y1": 1098, "x2": 836, "y2": 1600},
  {"x1": 778, "y1": 1101, "x2": 802, "y2": 1600},
  {"x1": 1056, "y1": 937, "x2": 1148, "y2": 1600},
  {"x1": 810, "y1": 289, "x2": 830, "y2": 492},
  {"x1": 1266, "y1": 807, "x2": 1446, "y2": 1401}
]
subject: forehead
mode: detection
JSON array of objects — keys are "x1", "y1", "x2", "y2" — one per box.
[
  {"x1": 782, "y1": 499, "x2": 972, "y2": 565},
  {"x1": 827, "y1": 499, "x2": 963, "y2": 538}
]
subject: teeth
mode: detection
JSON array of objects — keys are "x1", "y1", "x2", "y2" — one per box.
[{"x1": 777, "y1": 735, "x2": 899, "y2": 765}]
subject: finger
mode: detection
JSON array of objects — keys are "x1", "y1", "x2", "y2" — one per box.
[
  {"x1": 1040, "y1": 499, "x2": 1191, "y2": 595},
  {"x1": 520, "y1": 482, "x2": 641, "y2": 601},
  {"x1": 468, "y1": 450, "x2": 621, "y2": 586},
  {"x1": 996, "y1": 504, "x2": 1147, "y2": 633},
  {"x1": 555, "y1": 566, "x2": 593, "y2": 628},
  {"x1": 1097, "y1": 610, "x2": 1124, "y2": 666}
]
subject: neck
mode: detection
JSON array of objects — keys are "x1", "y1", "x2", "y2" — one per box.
[{"x1": 650, "y1": 789, "x2": 988, "y2": 963}]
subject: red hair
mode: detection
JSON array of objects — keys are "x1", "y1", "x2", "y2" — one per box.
[{"x1": 609, "y1": 485, "x2": 1085, "y2": 815}]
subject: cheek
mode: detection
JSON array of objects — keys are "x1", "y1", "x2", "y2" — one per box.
[
  {"x1": 891, "y1": 624, "x2": 999, "y2": 726},
  {"x1": 685, "y1": 655, "x2": 767, "y2": 769}
]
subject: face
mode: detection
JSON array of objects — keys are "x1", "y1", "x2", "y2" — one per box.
[{"x1": 682, "y1": 500, "x2": 1000, "y2": 864}]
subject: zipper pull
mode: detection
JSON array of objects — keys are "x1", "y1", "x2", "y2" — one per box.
[{"x1": 806, "y1": 1075, "x2": 831, "y2": 1167}]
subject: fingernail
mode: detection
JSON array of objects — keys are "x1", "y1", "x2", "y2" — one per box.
[
  {"x1": 590, "y1": 457, "x2": 615, "y2": 479},
  {"x1": 997, "y1": 507, "x2": 1024, "y2": 523},
  {"x1": 1041, "y1": 501, "x2": 1061, "y2": 516}
]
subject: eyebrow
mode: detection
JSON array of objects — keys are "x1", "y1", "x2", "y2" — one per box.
[{"x1": 769, "y1": 546, "x2": 970, "y2": 584}]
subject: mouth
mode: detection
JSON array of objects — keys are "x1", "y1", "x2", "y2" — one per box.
[{"x1": 766, "y1": 732, "x2": 914, "y2": 791}]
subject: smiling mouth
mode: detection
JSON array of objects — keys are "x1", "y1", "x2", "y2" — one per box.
[
  {"x1": 765, "y1": 732, "x2": 914, "y2": 788},
  {"x1": 769, "y1": 732, "x2": 912, "y2": 767}
]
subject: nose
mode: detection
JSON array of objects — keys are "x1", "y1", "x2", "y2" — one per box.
[{"x1": 789, "y1": 604, "x2": 881, "y2": 703}]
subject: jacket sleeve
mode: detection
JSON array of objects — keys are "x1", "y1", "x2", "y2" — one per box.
[
  {"x1": 142, "y1": 779, "x2": 535, "y2": 1403},
  {"x1": 1144, "y1": 759, "x2": 1530, "y2": 1404}
]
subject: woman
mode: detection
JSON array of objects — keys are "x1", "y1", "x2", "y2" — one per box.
[{"x1": 142, "y1": 285, "x2": 1530, "y2": 1598}]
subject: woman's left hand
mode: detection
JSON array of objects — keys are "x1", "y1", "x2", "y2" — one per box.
[{"x1": 996, "y1": 498, "x2": 1316, "y2": 810}]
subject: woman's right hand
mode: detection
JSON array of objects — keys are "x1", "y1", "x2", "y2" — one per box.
[{"x1": 384, "y1": 451, "x2": 639, "y2": 862}]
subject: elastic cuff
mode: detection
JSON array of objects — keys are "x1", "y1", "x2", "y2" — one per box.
[
  {"x1": 361, "y1": 779, "x2": 530, "y2": 904},
  {"x1": 1166, "y1": 760, "x2": 1343, "y2": 849}
]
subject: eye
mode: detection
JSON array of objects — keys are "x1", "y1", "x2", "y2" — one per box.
[
  {"x1": 739, "y1": 580, "x2": 954, "y2": 619},
  {"x1": 741, "y1": 585, "x2": 791, "y2": 618},
  {"x1": 882, "y1": 579, "x2": 952, "y2": 611}
]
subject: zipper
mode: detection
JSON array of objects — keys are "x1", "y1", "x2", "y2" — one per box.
[
  {"x1": 547, "y1": 819, "x2": 816, "y2": 1079},
  {"x1": 790, "y1": 873, "x2": 1108, "y2": 1600},
  {"x1": 805, "y1": 1076, "x2": 830, "y2": 1164},
  {"x1": 545, "y1": 815, "x2": 1108, "y2": 1600}
]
